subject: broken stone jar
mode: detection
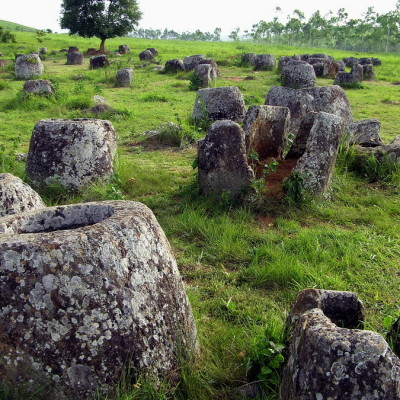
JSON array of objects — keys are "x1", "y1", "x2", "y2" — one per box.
[{"x1": 0, "y1": 200, "x2": 198, "y2": 400}]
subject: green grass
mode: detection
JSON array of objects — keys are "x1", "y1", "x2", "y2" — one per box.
[{"x1": 1, "y1": 31, "x2": 400, "y2": 400}]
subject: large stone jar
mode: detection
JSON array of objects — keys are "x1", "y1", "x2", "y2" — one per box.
[
  {"x1": 0, "y1": 200, "x2": 198, "y2": 400},
  {"x1": 15, "y1": 54, "x2": 44, "y2": 79},
  {"x1": 26, "y1": 118, "x2": 117, "y2": 191}
]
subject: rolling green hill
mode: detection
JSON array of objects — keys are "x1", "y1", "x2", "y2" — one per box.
[{"x1": 0, "y1": 19, "x2": 36, "y2": 32}]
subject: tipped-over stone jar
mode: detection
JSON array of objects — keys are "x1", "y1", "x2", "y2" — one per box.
[{"x1": 0, "y1": 201, "x2": 198, "y2": 400}]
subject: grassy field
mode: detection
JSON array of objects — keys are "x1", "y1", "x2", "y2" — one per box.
[{"x1": 0, "y1": 30, "x2": 400, "y2": 399}]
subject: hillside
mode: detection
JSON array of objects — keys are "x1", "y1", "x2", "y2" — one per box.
[{"x1": 0, "y1": 19, "x2": 36, "y2": 32}]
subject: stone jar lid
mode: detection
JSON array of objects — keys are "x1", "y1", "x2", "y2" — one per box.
[{"x1": 0, "y1": 200, "x2": 198, "y2": 400}]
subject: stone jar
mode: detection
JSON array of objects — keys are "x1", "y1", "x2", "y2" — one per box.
[
  {"x1": 26, "y1": 119, "x2": 117, "y2": 191},
  {"x1": 15, "y1": 54, "x2": 44, "y2": 79},
  {"x1": 0, "y1": 200, "x2": 198, "y2": 400},
  {"x1": 0, "y1": 173, "x2": 45, "y2": 217}
]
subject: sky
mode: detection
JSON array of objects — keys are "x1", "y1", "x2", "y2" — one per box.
[{"x1": 1, "y1": 0, "x2": 398, "y2": 38}]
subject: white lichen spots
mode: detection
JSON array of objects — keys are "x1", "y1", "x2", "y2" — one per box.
[
  {"x1": 16, "y1": 314, "x2": 24, "y2": 322},
  {"x1": 52, "y1": 374, "x2": 60, "y2": 382},
  {"x1": 316, "y1": 393, "x2": 323, "y2": 400},
  {"x1": 32, "y1": 361, "x2": 41, "y2": 370},
  {"x1": 71, "y1": 317, "x2": 78, "y2": 324},
  {"x1": 42, "y1": 274, "x2": 58, "y2": 291},
  {"x1": 78, "y1": 264, "x2": 93, "y2": 275},
  {"x1": 29, "y1": 282, "x2": 45, "y2": 308}
]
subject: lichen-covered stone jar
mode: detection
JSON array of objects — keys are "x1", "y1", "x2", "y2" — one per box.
[
  {"x1": 26, "y1": 118, "x2": 117, "y2": 191},
  {"x1": 0, "y1": 201, "x2": 198, "y2": 400}
]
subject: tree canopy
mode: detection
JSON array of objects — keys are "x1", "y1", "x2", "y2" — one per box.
[{"x1": 60, "y1": 0, "x2": 142, "y2": 52}]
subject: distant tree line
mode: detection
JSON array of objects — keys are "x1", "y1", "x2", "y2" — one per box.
[
  {"x1": 246, "y1": 5, "x2": 400, "y2": 52},
  {"x1": 130, "y1": 27, "x2": 222, "y2": 41}
]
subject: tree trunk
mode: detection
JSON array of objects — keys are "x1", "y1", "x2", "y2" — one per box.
[{"x1": 99, "y1": 38, "x2": 106, "y2": 54}]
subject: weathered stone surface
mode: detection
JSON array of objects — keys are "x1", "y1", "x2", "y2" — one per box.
[
  {"x1": 253, "y1": 54, "x2": 276, "y2": 71},
  {"x1": 193, "y1": 64, "x2": 216, "y2": 88},
  {"x1": 278, "y1": 55, "x2": 301, "y2": 71},
  {"x1": 0, "y1": 173, "x2": 45, "y2": 217},
  {"x1": 379, "y1": 136, "x2": 400, "y2": 164},
  {"x1": 183, "y1": 54, "x2": 206, "y2": 71},
  {"x1": 118, "y1": 44, "x2": 130, "y2": 54},
  {"x1": 304, "y1": 86, "x2": 352, "y2": 128},
  {"x1": 243, "y1": 105, "x2": 290, "y2": 159},
  {"x1": 147, "y1": 47, "x2": 158, "y2": 56},
  {"x1": 359, "y1": 57, "x2": 372, "y2": 65},
  {"x1": 282, "y1": 289, "x2": 400, "y2": 400},
  {"x1": 372, "y1": 57, "x2": 382, "y2": 66},
  {"x1": 0, "y1": 200, "x2": 198, "y2": 400},
  {"x1": 241, "y1": 53, "x2": 256, "y2": 66},
  {"x1": 139, "y1": 50, "x2": 154, "y2": 62},
  {"x1": 164, "y1": 59, "x2": 185, "y2": 73},
  {"x1": 26, "y1": 119, "x2": 117, "y2": 190},
  {"x1": 23, "y1": 79, "x2": 55, "y2": 95},
  {"x1": 334, "y1": 64, "x2": 363, "y2": 86},
  {"x1": 90, "y1": 55, "x2": 109, "y2": 69},
  {"x1": 347, "y1": 119, "x2": 382, "y2": 147},
  {"x1": 192, "y1": 86, "x2": 246, "y2": 123},
  {"x1": 286, "y1": 112, "x2": 318, "y2": 159},
  {"x1": 281, "y1": 60, "x2": 316, "y2": 89},
  {"x1": 292, "y1": 112, "x2": 345, "y2": 194},
  {"x1": 116, "y1": 68, "x2": 133, "y2": 87},
  {"x1": 265, "y1": 86, "x2": 314, "y2": 134},
  {"x1": 15, "y1": 54, "x2": 44, "y2": 79},
  {"x1": 39, "y1": 47, "x2": 47, "y2": 55},
  {"x1": 197, "y1": 58, "x2": 219, "y2": 75},
  {"x1": 198, "y1": 120, "x2": 254, "y2": 198},
  {"x1": 68, "y1": 47, "x2": 79, "y2": 53},
  {"x1": 143, "y1": 122, "x2": 183, "y2": 147},
  {"x1": 308, "y1": 58, "x2": 339, "y2": 78},
  {"x1": 67, "y1": 52, "x2": 84, "y2": 65},
  {"x1": 343, "y1": 57, "x2": 359, "y2": 68},
  {"x1": 362, "y1": 64, "x2": 375, "y2": 80}
]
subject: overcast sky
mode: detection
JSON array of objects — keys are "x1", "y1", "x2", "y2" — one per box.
[{"x1": 1, "y1": 0, "x2": 398, "y2": 38}]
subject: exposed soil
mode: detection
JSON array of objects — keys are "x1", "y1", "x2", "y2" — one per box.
[
  {"x1": 253, "y1": 158, "x2": 299, "y2": 200},
  {"x1": 225, "y1": 77, "x2": 244, "y2": 82}
]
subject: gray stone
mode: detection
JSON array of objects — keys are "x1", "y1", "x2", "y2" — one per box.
[
  {"x1": 343, "y1": 57, "x2": 359, "y2": 68},
  {"x1": 193, "y1": 64, "x2": 216, "y2": 88},
  {"x1": 139, "y1": 50, "x2": 154, "y2": 62},
  {"x1": 118, "y1": 44, "x2": 130, "y2": 54},
  {"x1": 68, "y1": 47, "x2": 79, "y2": 53},
  {"x1": 147, "y1": 47, "x2": 158, "y2": 56},
  {"x1": 308, "y1": 58, "x2": 339, "y2": 78},
  {"x1": 264, "y1": 86, "x2": 314, "y2": 134},
  {"x1": 278, "y1": 55, "x2": 301, "y2": 71},
  {"x1": 197, "y1": 58, "x2": 219, "y2": 75},
  {"x1": 15, "y1": 54, "x2": 44, "y2": 80},
  {"x1": 241, "y1": 53, "x2": 256, "y2": 66},
  {"x1": 334, "y1": 64, "x2": 363, "y2": 86},
  {"x1": 282, "y1": 289, "x2": 400, "y2": 400},
  {"x1": 67, "y1": 52, "x2": 84, "y2": 65},
  {"x1": 286, "y1": 112, "x2": 318, "y2": 159},
  {"x1": 116, "y1": 68, "x2": 133, "y2": 87},
  {"x1": 243, "y1": 105, "x2": 290, "y2": 159},
  {"x1": 23, "y1": 79, "x2": 55, "y2": 95},
  {"x1": 347, "y1": 119, "x2": 382, "y2": 147},
  {"x1": 292, "y1": 112, "x2": 345, "y2": 195},
  {"x1": 379, "y1": 136, "x2": 400, "y2": 165},
  {"x1": 253, "y1": 54, "x2": 276, "y2": 71},
  {"x1": 164, "y1": 59, "x2": 185, "y2": 73},
  {"x1": 39, "y1": 47, "x2": 47, "y2": 55},
  {"x1": 0, "y1": 200, "x2": 198, "y2": 400},
  {"x1": 362, "y1": 64, "x2": 375, "y2": 80},
  {"x1": 0, "y1": 173, "x2": 45, "y2": 217},
  {"x1": 183, "y1": 54, "x2": 206, "y2": 71},
  {"x1": 26, "y1": 119, "x2": 117, "y2": 191},
  {"x1": 198, "y1": 120, "x2": 254, "y2": 198},
  {"x1": 281, "y1": 60, "x2": 316, "y2": 89},
  {"x1": 192, "y1": 86, "x2": 246, "y2": 123},
  {"x1": 89, "y1": 55, "x2": 109, "y2": 69}
]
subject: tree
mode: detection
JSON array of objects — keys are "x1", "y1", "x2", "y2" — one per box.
[
  {"x1": 60, "y1": 0, "x2": 142, "y2": 53},
  {"x1": 229, "y1": 27, "x2": 241, "y2": 41},
  {"x1": 34, "y1": 29, "x2": 46, "y2": 44},
  {"x1": 0, "y1": 26, "x2": 16, "y2": 43}
]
